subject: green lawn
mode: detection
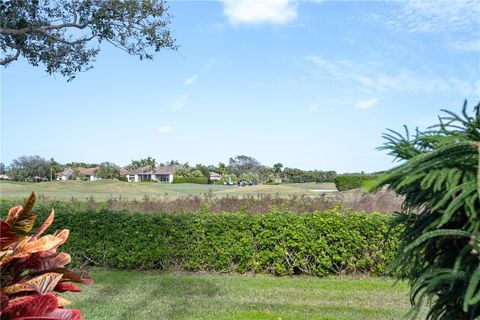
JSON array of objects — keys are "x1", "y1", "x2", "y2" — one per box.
[
  {"x1": 64, "y1": 272, "x2": 419, "y2": 320},
  {"x1": 0, "y1": 180, "x2": 337, "y2": 200}
]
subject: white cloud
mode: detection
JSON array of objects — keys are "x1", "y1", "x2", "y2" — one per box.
[
  {"x1": 183, "y1": 74, "x2": 198, "y2": 86},
  {"x1": 203, "y1": 59, "x2": 217, "y2": 70},
  {"x1": 355, "y1": 98, "x2": 378, "y2": 110},
  {"x1": 372, "y1": 0, "x2": 479, "y2": 51},
  {"x1": 169, "y1": 94, "x2": 189, "y2": 111},
  {"x1": 305, "y1": 55, "x2": 338, "y2": 75},
  {"x1": 220, "y1": 0, "x2": 297, "y2": 25},
  {"x1": 305, "y1": 55, "x2": 478, "y2": 96},
  {"x1": 308, "y1": 105, "x2": 318, "y2": 112},
  {"x1": 449, "y1": 40, "x2": 480, "y2": 52},
  {"x1": 158, "y1": 126, "x2": 173, "y2": 134}
]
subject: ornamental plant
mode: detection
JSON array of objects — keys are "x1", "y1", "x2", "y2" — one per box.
[
  {"x1": 371, "y1": 101, "x2": 480, "y2": 319},
  {"x1": 0, "y1": 193, "x2": 92, "y2": 319}
]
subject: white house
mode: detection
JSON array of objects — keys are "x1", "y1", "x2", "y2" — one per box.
[
  {"x1": 126, "y1": 165, "x2": 181, "y2": 183},
  {"x1": 57, "y1": 168, "x2": 75, "y2": 181},
  {"x1": 209, "y1": 172, "x2": 222, "y2": 182},
  {"x1": 78, "y1": 167, "x2": 99, "y2": 181},
  {"x1": 57, "y1": 167, "x2": 99, "y2": 181}
]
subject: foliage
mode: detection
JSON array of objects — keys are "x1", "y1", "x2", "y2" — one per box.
[
  {"x1": 49, "y1": 158, "x2": 63, "y2": 179},
  {"x1": 273, "y1": 163, "x2": 283, "y2": 175},
  {"x1": 194, "y1": 164, "x2": 210, "y2": 178},
  {"x1": 174, "y1": 166, "x2": 208, "y2": 180},
  {"x1": 335, "y1": 174, "x2": 378, "y2": 191},
  {"x1": 190, "y1": 169, "x2": 204, "y2": 178},
  {"x1": 239, "y1": 172, "x2": 260, "y2": 183},
  {"x1": 0, "y1": 193, "x2": 92, "y2": 319},
  {"x1": 96, "y1": 162, "x2": 120, "y2": 179},
  {"x1": 7, "y1": 155, "x2": 50, "y2": 181},
  {"x1": 217, "y1": 173, "x2": 238, "y2": 185},
  {"x1": 72, "y1": 168, "x2": 86, "y2": 181},
  {"x1": 282, "y1": 167, "x2": 337, "y2": 183},
  {"x1": 0, "y1": 0, "x2": 177, "y2": 80},
  {"x1": 127, "y1": 157, "x2": 156, "y2": 170},
  {"x1": 173, "y1": 167, "x2": 190, "y2": 178},
  {"x1": 228, "y1": 155, "x2": 262, "y2": 176},
  {"x1": 172, "y1": 176, "x2": 209, "y2": 184},
  {"x1": 371, "y1": 101, "x2": 480, "y2": 319},
  {"x1": 64, "y1": 162, "x2": 98, "y2": 169},
  {"x1": 0, "y1": 162, "x2": 5, "y2": 175},
  {"x1": 0, "y1": 204, "x2": 401, "y2": 275}
]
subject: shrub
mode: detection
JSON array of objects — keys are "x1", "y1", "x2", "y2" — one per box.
[
  {"x1": 371, "y1": 101, "x2": 480, "y2": 319},
  {"x1": 172, "y1": 176, "x2": 208, "y2": 184},
  {"x1": 334, "y1": 174, "x2": 377, "y2": 191},
  {"x1": 1, "y1": 204, "x2": 401, "y2": 276},
  {"x1": 0, "y1": 193, "x2": 92, "y2": 319}
]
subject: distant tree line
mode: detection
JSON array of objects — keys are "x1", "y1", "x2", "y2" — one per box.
[{"x1": 1, "y1": 154, "x2": 340, "y2": 184}]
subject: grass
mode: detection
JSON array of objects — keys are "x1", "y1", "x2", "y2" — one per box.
[
  {"x1": 64, "y1": 271, "x2": 419, "y2": 320},
  {"x1": 0, "y1": 180, "x2": 337, "y2": 200}
]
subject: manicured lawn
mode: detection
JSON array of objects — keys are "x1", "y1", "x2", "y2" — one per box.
[
  {"x1": 0, "y1": 180, "x2": 337, "y2": 200},
  {"x1": 64, "y1": 271, "x2": 419, "y2": 320}
]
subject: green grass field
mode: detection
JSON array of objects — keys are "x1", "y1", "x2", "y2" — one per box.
[
  {"x1": 0, "y1": 180, "x2": 337, "y2": 200},
  {"x1": 65, "y1": 272, "x2": 419, "y2": 320}
]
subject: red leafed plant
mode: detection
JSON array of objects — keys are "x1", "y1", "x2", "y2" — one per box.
[{"x1": 0, "y1": 193, "x2": 92, "y2": 319}]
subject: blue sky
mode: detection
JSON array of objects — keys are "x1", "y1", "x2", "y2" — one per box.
[{"x1": 1, "y1": 0, "x2": 479, "y2": 173}]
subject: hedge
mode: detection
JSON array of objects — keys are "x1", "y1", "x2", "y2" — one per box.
[
  {"x1": 0, "y1": 200, "x2": 401, "y2": 276},
  {"x1": 334, "y1": 174, "x2": 378, "y2": 191},
  {"x1": 172, "y1": 176, "x2": 209, "y2": 184}
]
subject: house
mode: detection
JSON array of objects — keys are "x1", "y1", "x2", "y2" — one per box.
[
  {"x1": 126, "y1": 165, "x2": 181, "y2": 183},
  {"x1": 57, "y1": 167, "x2": 99, "y2": 181},
  {"x1": 77, "y1": 167, "x2": 99, "y2": 181},
  {"x1": 119, "y1": 168, "x2": 129, "y2": 176},
  {"x1": 209, "y1": 172, "x2": 222, "y2": 182},
  {"x1": 57, "y1": 168, "x2": 75, "y2": 180}
]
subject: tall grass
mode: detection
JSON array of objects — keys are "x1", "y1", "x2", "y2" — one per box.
[{"x1": 2, "y1": 188, "x2": 402, "y2": 214}]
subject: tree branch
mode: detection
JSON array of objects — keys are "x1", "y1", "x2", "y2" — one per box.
[
  {"x1": 0, "y1": 48, "x2": 20, "y2": 65},
  {"x1": 0, "y1": 22, "x2": 89, "y2": 36},
  {"x1": 34, "y1": 29, "x2": 96, "y2": 45}
]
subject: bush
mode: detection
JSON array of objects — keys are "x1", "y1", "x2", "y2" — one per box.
[
  {"x1": 334, "y1": 174, "x2": 377, "y2": 191},
  {"x1": 0, "y1": 203, "x2": 401, "y2": 276},
  {"x1": 172, "y1": 176, "x2": 208, "y2": 184}
]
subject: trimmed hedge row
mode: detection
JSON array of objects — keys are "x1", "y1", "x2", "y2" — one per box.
[
  {"x1": 334, "y1": 174, "x2": 378, "y2": 191},
  {"x1": 0, "y1": 200, "x2": 400, "y2": 276},
  {"x1": 172, "y1": 176, "x2": 209, "y2": 184}
]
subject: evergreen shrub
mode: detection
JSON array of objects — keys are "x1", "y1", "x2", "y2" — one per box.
[{"x1": 0, "y1": 204, "x2": 401, "y2": 276}]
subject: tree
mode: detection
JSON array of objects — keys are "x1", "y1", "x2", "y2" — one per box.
[
  {"x1": 195, "y1": 164, "x2": 209, "y2": 178},
  {"x1": 0, "y1": 0, "x2": 177, "y2": 80},
  {"x1": 128, "y1": 157, "x2": 156, "y2": 170},
  {"x1": 0, "y1": 162, "x2": 6, "y2": 174},
  {"x1": 64, "y1": 161, "x2": 98, "y2": 168},
  {"x1": 173, "y1": 167, "x2": 190, "y2": 178},
  {"x1": 228, "y1": 155, "x2": 261, "y2": 176},
  {"x1": 49, "y1": 157, "x2": 62, "y2": 181},
  {"x1": 190, "y1": 169, "x2": 204, "y2": 178},
  {"x1": 96, "y1": 161, "x2": 120, "y2": 179},
  {"x1": 217, "y1": 162, "x2": 228, "y2": 175},
  {"x1": 371, "y1": 101, "x2": 480, "y2": 319},
  {"x1": 273, "y1": 162, "x2": 283, "y2": 179},
  {"x1": 8, "y1": 155, "x2": 50, "y2": 181},
  {"x1": 165, "y1": 159, "x2": 180, "y2": 166}
]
